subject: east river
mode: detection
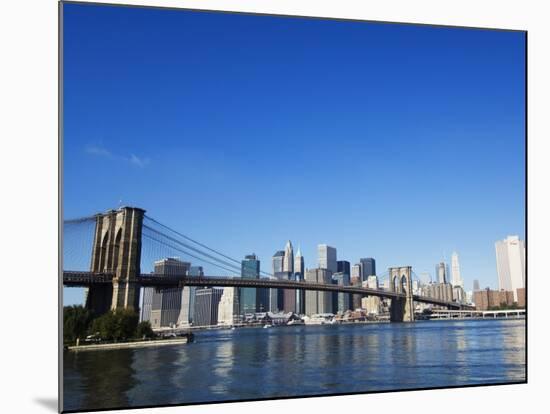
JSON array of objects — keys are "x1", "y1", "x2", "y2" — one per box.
[{"x1": 63, "y1": 319, "x2": 525, "y2": 412}]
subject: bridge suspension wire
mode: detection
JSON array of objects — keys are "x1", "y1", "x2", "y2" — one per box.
[
  {"x1": 142, "y1": 224, "x2": 244, "y2": 274},
  {"x1": 143, "y1": 215, "x2": 273, "y2": 277},
  {"x1": 63, "y1": 217, "x2": 97, "y2": 272},
  {"x1": 141, "y1": 231, "x2": 242, "y2": 276}
]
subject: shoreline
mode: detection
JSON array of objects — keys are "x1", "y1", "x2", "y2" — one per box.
[{"x1": 67, "y1": 337, "x2": 190, "y2": 352}]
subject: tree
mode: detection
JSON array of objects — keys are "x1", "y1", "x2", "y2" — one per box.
[
  {"x1": 135, "y1": 321, "x2": 155, "y2": 339},
  {"x1": 63, "y1": 305, "x2": 93, "y2": 344},
  {"x1": 91, "y1": 309, "x2": 139, "y2": 341}
]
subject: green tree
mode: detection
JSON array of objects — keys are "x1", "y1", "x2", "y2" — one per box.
[
  {"x1": 135, "y1": 321, "x2": 155, "y2": 339},
  {"x1": 91, "y1": 309, "x2": 139, "y2": 341},
  {"x1": 63, "y1": 305, "x2": 93, "y2": 344}
]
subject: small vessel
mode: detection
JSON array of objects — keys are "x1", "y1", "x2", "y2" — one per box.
[
  {"x1": 263, "y1": 324, "x2": 272, "y2": 329},
  {"x1": 303, "y1": 314, "x2": 335, "y2": 325}
]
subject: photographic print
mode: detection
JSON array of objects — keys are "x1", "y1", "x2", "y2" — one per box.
[{"x1": 60, "y1": 2, "x2": 526, "y2": 412}]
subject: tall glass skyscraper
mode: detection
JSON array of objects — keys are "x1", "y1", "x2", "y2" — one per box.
[
  {"x1": 359, "y1": 258, "x2": 376, "y2": 281},
  {"x1": 495, "y1": 235, "x2": 525, "y2": 301},
  {"x1": 240, "y1": 254, "x2": 260, "y2": 315}
]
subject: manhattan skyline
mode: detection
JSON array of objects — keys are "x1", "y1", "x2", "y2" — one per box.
[{"x1": 63, "y1": 3, "x2": 525, "y2": 306}]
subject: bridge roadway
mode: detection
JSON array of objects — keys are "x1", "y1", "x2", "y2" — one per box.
[{"x1": 62, "y1": 271, "x2": 465, "y2": 309}]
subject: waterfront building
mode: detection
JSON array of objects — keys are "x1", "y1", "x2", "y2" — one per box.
[
  {"x1": 517, "y1": 287, "x2": 526, "y2": 308},
  {"x1": 420, "y1": 282, "x2": 453, "y2": 303},
  {"x1": 473, "y1": 288, "x2": 515, "y2": 310},
  {"x1": 332, "y1": 272, "x2": 350, "y2": 313},
  {"x1": 283, "y1": 240, "x2": 294, "y2": 273},
  {"x1": 147, "y1": 258, "x2": 191, "y2": 328},
  {"x1": 193, "y1": 287, "x2": 223, "y2": 326},
  {"x1": 217, "y1": 287, "x2": 240, "y2": 326},
  {"x1": 451, "y1": 252, "x2": 464, "y2": 288},
  {"x1": 186, "y1": 266, "x2": 203, "y2": 324},
  {"x1": 305, "y1": 268, "x2": 333, "y2": 315},
  {"x1": 271, "y1": 271, "x2": 291, "y2": 312},
  {"x1": 240, "y1": 254, "x2": 260, "y2": 315},
  {"x1": 362, "y1": 296, "x2": 381, "y2": 315},
  {"x1": 495, "y1": 235, "x2": 526, "y2": 301},
  {"x1": 359, "y1": 258, "x2": 376, "y2": 281},
  {"x1": 350, "y1": 265, "x2": 362, "y2": 310},
  {"x1": 452, "y1": 286, "x2": 465, "y2": 303},
  {"x1": 318, "y1": 244, "x2": 337, "y2": 273}
]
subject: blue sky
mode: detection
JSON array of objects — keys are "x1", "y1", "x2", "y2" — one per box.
[{"x1": 63, "y1": 3, "x2": 525, "y2": 305}]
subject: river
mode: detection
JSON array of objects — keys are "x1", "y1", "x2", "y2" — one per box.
[{"x1": 63, "y1": 319, "x2": 526, "y2": 412}]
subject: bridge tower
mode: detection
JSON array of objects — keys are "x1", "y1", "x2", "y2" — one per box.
[
  {"x1": 388, "y1": 266, "x2": 414, "y2": 322},
  {"x1": 86, "y1": 207, "x2": 145, "y2": 316}
]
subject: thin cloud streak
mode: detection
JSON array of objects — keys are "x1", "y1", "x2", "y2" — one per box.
[{"x1": 85, "y1": 144, "x2": 150, "y2": 168}]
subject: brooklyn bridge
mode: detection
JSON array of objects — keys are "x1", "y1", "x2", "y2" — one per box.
[{"x1": 62, "y1": 206, "x2": 471, "y2": 323}]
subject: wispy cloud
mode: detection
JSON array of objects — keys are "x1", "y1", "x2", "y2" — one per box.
[
  {"x1": 129, "y1": 153, "x2": 150, "y2": 168},
  {"x1": 85, "y1": 144, "x2": 150, "y2": 168},
  {"x1": 85, "y1": 145, "x2": 113, "y2": 158}
]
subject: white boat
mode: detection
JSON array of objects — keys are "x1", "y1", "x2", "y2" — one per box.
[
  {"x1": 263, "y1": 324, "x2": 272, "y2": 329},
  {"x1": 303, "y1": 314, "x2": 335, "y2": 325},
  {"x1": 287, "y1": 319, "x2": 305, "y2": 326}
]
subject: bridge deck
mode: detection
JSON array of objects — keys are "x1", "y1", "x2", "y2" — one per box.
[{"x1": 62, "y1": 271, "x2": 465, "y2": 309}]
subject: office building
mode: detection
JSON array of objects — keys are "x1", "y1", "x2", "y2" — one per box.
[
  {"x1": 436, "y1": 262, "x2": 447, "y2": 284},
  {"x1": 147, "y1": 258, "x2": 191, "y2": 328},
  {"x1": 217, "y1": 287, "x2": 240, "y2": 326},
  {"x1": 332, "y1": 272, "x2": 350, "y2": 313},
  {"x1": 271, "y1": 271, "x2": 291, "y2": 312},
  {"x1": 272, "y1": 250, "x2": 285, "y2": 274},
  {"x1": 318, "y1": 244, "x2": 337, "y2": 273},
  {"x1": 294, "y1": 247, "x2": 305, "y2": 276},
  {"x1": 283, "y1": 240, "x2": 294, "y2": 273},
  {"x1": 305, "y1": 268, "x2": 333, "y2": 315},
  {"x1": 193, "y1": 287, "x2": 223, "y2": 326},
  {"x1": 240, "y1": 254, "x2": 260, "y2": 315},
  {"x1": 495, "y1": 235, "x2": 526, "y2": 301},
  {"x1": 360, "y1": 258, "x2": 376, "y2": 281},
  {"x1": 337, "y1": 260, "x2": 351, "y2": 276},
  {"x1": 451, "y1": 252, "x2": 464, "y2": 288},
  {"x1": 350, "y1": 264, "x2": 362, "y2": 310},
  {"x1": 473, "y1": 288, "x2": 514, "y2": 310},
  {"x1": 473, "y1": 279, "x2": 480, "y2": 291}
]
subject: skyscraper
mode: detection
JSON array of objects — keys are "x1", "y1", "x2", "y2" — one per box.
[
  {"x1": 272, "y1": 250, "x2": 285, "y2": 274},
  {"x1": 305, "y1": 268, "x2": 333, "y2": 315},
  {"x1": 318, "y1": 244, "x2": 337, "y2": 273},
  {"x1": 294, "y1": 247, "x2": 305, "y2": 276},
  {"x1": 283, "y1": 240, "x2": 294, "y2": 273},
  {"x1": 332, "y1": 272, "x2": 350, "y2": 313},
  {"x1": 436, "y1": 262, "x2": 447, "y2": 284},
  {"x1": 193, "y1": 287, "x2": 223, "y2": 326},
  {"x1": 451, "y1": 252, "x2": 464, "y2": 288},
  {"x1": 473, "y1": 279, "x2": 480, "y2": 291},
  {"x1": 217, "y1": 287, "x2": 240, "y2": 326},
  {"x1": 240, "y1": 254, "x2": 260, "y2": 315},
  {"x1": 359, "y1": 258, "x2": 376, "y2": 281},
  {"x1": 337, "y1": 260, "x2": 351, "y2": 276},
  {"x1": 147, "y1": 258, "x2": 191, "y2": 328},
  {"x1": 495, "y1": 235, "x2": 526, "y2": 301}
]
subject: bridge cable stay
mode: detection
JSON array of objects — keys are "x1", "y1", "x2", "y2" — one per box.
[
  {"x1": 143, "y1": 215, "x2": 274, "y2": 277},
  {"x1": 143, "y1": 224, "x2": 245, "y2": 273},
  {"x1": 142, "y1": 227, "x2": 246, "y2": 274},
  {"x1": 62, "y1": 217, "x2": 97, "y2": 272}
]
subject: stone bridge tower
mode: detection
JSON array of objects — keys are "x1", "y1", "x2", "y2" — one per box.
[
  {"x1": 85, "y1": 207, "x2": 145, "y2": 316},
  {"x1": 388, "y1": 266, "x2": 414, "y2": 322}
]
